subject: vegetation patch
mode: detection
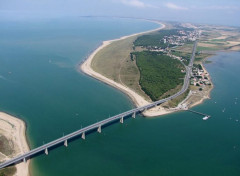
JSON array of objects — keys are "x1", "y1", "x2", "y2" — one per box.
[
  {"x1": 171, "y1": 50, "x2": 192, "y2": 65},
  {"x1": 0, "y1": 135, "x2": 14, "y2": 156},
  {"x1": 134, "y1": 51, "x2": 185, "y2": 101},
  {"x1": 163, "y1": 88, "x2": 190, "y2": 108},
  {"x1": 134, "y1": 29, "x2": 180, "y2": 48},
  {"x1": 91, "y1": 35, "x2": 138, "y2": 82},
  {"x1": 0, "y1": 166, "x2": 17, "y2": 176}
]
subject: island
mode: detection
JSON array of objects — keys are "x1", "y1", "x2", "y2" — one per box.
[{"x1": 81, "y1": 21, "x2": 240, "y2": 117}]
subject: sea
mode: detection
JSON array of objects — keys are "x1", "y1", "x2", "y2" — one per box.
[{"x1": 0, "y1": 17, "x2": 239, "y2": 176}]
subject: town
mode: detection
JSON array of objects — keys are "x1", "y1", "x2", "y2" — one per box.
[{"x1": 133, "y1": 26, "x2": 211, "y2": 93}]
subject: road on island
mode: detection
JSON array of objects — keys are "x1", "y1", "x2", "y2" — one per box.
[{"x1": 0, "y1": 40, "x2": 198, "y2": 169}]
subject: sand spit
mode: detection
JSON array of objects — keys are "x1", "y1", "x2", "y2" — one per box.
[
  {"x1": 81, "y1": 21, "x2": 211, "y2": 117},
  {"x1": 0, "y1": 112, "x2": 30, "y2": 176}
]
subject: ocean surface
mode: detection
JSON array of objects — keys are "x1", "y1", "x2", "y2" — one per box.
[{"x1": 0, "y1": 17, "x2": 240, "y2": 176}]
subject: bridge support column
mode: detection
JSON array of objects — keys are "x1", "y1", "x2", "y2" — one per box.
[
  {"x1": 64, "y1": 140, "x2": 68, "y2": 147},
  {"x1": 82, "y1": 132, "x2": 85, "y2": 140},
  {"x1": 120, "y1": 117, "x2": 124, "y2": 124},
  {"x1": 23, "y1": 158, "x2": 26, "y2": 163},
  {"x1": 97, "y1": 126, "x2": 101, "y2": 133},
  {"x1": 132, "y1": 112, "x2": 136, "y2": 118},
  {"x1": 45, "y1": 148, "x2": 48, "y2": 155}
]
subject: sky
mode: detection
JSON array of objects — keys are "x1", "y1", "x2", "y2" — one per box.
[{"x1": 0, "y1": 0, "x2": 240, "y2": 26}]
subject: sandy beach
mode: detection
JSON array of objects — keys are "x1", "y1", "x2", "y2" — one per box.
[
  {"x1": 0, "y1": 112, "x2": 30, "y2": 176},
  {"x1": 80, "y1": 20, "x2": 213, "y2": 117}
]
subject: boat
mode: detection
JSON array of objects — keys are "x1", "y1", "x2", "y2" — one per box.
[{"x1": 202, "y1": 116, "x2": 210, "y2": 120}]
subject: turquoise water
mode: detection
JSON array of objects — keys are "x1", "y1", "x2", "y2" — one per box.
[{"x1": 0, "y1": 18, "x2": 240, "y2": 175}]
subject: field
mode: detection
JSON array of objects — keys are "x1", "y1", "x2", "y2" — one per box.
[
  {"x1": 162, "y1": 88, "x2": 190, "y2": 108},
  {"x1": 91, "y1": 35, "x2": 151, "y2": 100},
  {"x1": 134, "y1": 51, "x2": 185, "y2": 101},
  {"x1": 197, "y1": 25, "x2": 240, "y2": 52}
]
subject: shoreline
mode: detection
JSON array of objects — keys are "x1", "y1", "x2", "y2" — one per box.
[
  {"x1": 181, "y1": 63, "x2": 213, "y2": 109},
  {"x1": 81, "y1": 20, "x2": 166, "y2": 109},
  {"x1": 0, "y1": 112, "x2": 30, "y2": 176},
  {"x1": 80, "y1": 20, "x2": 213, "y2": 117}
]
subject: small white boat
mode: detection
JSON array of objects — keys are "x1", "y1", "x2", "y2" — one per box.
[{"x1": 203, "y1": 116, "x2": 210, "y2": 120}]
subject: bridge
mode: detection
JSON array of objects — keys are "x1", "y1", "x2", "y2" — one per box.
[{"x1": 0, "y1": 41, "x2": 198, "y2": 169}]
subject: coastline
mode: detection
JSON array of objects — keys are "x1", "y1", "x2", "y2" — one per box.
[
  {"x1": 0, "y1": 112, "x2": 30, "y2": 176},
  {"x1": 81, "y1": 21, "x2": 166, "y2": 110},
  {"x1": 80, "y1": 20, "x2": 212, "y2": 117},
  {"x1": 180, "y1": 63, "x2": 213, "y2": 109}
]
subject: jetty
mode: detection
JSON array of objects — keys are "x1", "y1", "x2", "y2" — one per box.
[{"x1": 186, "y1": 109, "x2": 211, "y2": 120}]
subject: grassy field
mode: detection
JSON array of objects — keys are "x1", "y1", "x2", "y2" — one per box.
[
  {"x1": 162, "y1": 88, "x2": 190, "y2": 108},
  {"x1": 91, "y1": 36, "x2": 137, "y2": 82},
  {"x1": 174, "y1": 43, "x2": 194, "y2": 53},
  {"x1": 134, "y1": 51, "x2": 185, "y2": 101},
  {"x1": 194, "y1": 52, "x2": 213, "y2": 63},
  {"x1": 91, "y1": 35, "x2": 151, "y2": 100},
  {"x1": 197, "y1": 25, "x2": 240, "y2": 52},
  {"x1": 171, "y1": 50, "x2": 192, "y2": 65}
]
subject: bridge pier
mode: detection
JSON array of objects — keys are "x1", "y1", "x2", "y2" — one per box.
[
  {"x1": 141, "y1": 108, "x2": 147, "y2": 113},
  {"x1": 97, "y1": 126, "x2": 101, "y2": 133},
  {"x1": 45, "y1": 148, "x2": 48, "y2": 155},
  {"x1": 23, "y1": 158, "x2": 26, "y2": 163},
  {"x1": 81, "y1": 132, "x2": 85, "y2": 140},
  {"x1": 64, "y1": 140, "x2": 68, "y2": 147},
  {"x1": 132, "y1": 112, "x2": 136, "y2": 118},
  {"x1": 120, "y1": 117, "x2": 124, "y2": 123}
]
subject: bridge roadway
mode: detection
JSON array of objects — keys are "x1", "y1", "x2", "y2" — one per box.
[{"x1": 0, "y1": 41, "x2": 198, "y2": 169}]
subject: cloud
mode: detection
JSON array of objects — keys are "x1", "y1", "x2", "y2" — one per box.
[
  {"x1": 165, "y1": 2, "x2": 188, "y2": 10},
  {"x1": 119, "y1": 0, "x2": 155, "y2": 8},
  {"x1": 203, "y1": 5, "x2": 240, "y2": 10}
]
